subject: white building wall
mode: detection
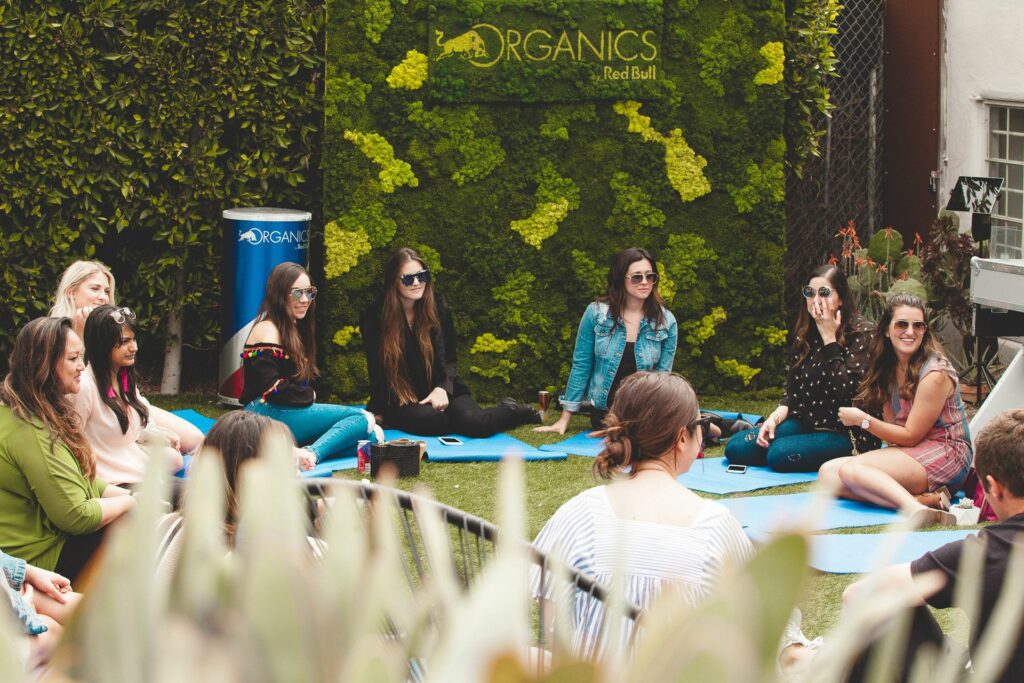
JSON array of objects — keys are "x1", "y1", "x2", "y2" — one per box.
[{"x1": 939, "y1": 0, "x2": 1024, "y2": 198}]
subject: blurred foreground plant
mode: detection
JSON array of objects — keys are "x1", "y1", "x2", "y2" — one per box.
[{"x1": 1, "y1": 438, "x2": 1022, "y2": 681}]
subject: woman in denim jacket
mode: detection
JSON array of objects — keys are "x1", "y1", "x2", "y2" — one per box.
[{"x1": 537, "y1": 247, "x2": 678, "y2": 434}]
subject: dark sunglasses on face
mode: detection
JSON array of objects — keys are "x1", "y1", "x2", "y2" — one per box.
[
  {"x1": 627, "y1": 272, "x2": 659, "y2": 285},
  {"x1": 400, "y1": 269, "x2": 431, "y2": 287},
  {"x1": 109, "y1": 307, "x2": 136, "y2": 324},
  {"x1": 893, "y1": 319, "x2": 927, "y2": 333},
  {"x1": 289, "y1": 286, "x2": 318, "y2": 302},
  {"x1": 687, "y1": 414, "x2": 716, "y2": 434},
  {"x1": 801, "y1": 286, "x2": 833, "y2": 299}
]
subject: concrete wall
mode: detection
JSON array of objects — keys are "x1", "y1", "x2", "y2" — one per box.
[{"x1": 939, "y1": 0, "x2": 1024, "y2": 200}]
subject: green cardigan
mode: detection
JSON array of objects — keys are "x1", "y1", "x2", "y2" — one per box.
[{"x1": 0, "y1": 405, "x2": 107, "y2": 570}]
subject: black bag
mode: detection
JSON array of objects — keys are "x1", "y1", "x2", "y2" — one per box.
[{"x1": 370, "y1": 438, "x2": 422, "y2": 478}]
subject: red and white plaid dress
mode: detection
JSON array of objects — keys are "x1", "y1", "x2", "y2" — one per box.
[{"x1": 888, "y1": 355, "x2": 973, "y2": 491}]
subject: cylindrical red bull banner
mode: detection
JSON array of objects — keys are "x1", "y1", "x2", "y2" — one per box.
[{"x1": 218, "y1": 207, "x2": 311, "y2": 405}]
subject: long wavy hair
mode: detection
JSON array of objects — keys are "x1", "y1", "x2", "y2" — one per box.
[
  {"x1": 195, "y1": 410, "x2": 292, "y2": 537},
  {"x1": 599, "y1": 247, "x2": 666, "y2": 331},
  {"x1": 378, "y1": 248, "x2": 440, "y2": 405},
  {"x1": 49, "y1": 260, "x2": 116, "y2": 318},
  {"x1": 791, "y1": 264, "x2": 867, "y2": 369},
  {"x1": 593, "y1": 372, "x2": 699, "y2": 479},
  {"x1": 255, "y1": 262, "x2": 318, "y2": 382},
  {"x1": 83, "y1": 305, "x2": 148, "y2": 434},
  {"x1": 855, "y1": 293, "x2": 946, "y2": 414},
  {"x1": 0, "y1": 318, "x2": 95, "y2": 479}
]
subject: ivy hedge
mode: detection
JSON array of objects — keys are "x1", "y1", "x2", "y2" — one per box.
[
  {"x1": 0, "y1": 1, "x2": 323, "y2": 374},
  {"x1": 323, "y1": 0, "x2": 790, "y2": 402}
]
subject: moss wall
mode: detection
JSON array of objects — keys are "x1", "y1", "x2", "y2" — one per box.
[{"x1": 323, "y1": 0, "x2": 788, "y2": 402}]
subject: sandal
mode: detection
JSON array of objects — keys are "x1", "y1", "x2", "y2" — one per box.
[
  {"x1": 915, "y1": 486, "x2": 951, "y2": 511},
  {"x1": 907, "y1": 506, "x2": 956, "y2": 529}
]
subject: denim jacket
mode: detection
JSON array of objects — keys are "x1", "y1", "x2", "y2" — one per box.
[
  {"x1": 1, "y1": 550, "x2": 47, "y2": 635},
  {"x1": 560, "y1": 301, "x2": 678, "y2": 412}
]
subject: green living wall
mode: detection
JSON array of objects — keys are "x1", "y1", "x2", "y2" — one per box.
[{"x1": 323, "y1": 0, "x2": 788, "y2": 402}]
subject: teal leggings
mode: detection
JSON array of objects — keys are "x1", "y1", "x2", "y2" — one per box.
[
  {"x1": 724, "y1": 418, "x2": 853, "y2": 473},
  {"x1": 246, "y1": 401, "x2": 373, "y2": 462}
]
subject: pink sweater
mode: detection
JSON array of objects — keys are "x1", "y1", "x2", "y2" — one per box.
[{"x1": 72, "y1": 367, "x2": 157, "y2": 485}]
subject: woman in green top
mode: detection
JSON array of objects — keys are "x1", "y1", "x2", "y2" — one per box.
[{"x1": 0, "y1": 317, "x2": 136, "y2": 582}]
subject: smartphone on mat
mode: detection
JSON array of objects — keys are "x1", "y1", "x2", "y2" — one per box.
[
  {"x1": 726, "y1": 464, "x2": 747, "y2": 474},
  {"x1": 438, "y1": 436, "x2": 464, "y2": 446}
]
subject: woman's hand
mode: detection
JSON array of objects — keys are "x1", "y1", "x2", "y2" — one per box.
[
  {"x1": 72, "y1": 306, "x2": 95, "y2": 336},
  {"x1": 838, "y1": 406, "x2": 867, "y2": 428},
  {"x1": 294, "y1": 447, "x2": 316, "y2": 471},
  {"x1": 812, "y1": 298, "x2": 842, "y2": 344},
  {"x1": 24, "y1": 565, "x2": 72, "y2": 604},
  {"x1": 534, "y1": 410, "x2": 572, "y2": 434},
  {"x1": 756, "y1": 406, "x2": 789, "y2": 448},
  {"x1": 420, "y1": 387, "x2": 449, "y2": 411}
]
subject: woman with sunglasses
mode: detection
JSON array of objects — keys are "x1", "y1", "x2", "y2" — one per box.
[
  {"x1": 725, "y1": 264, "x2": 878, "y2": 472},
  {"x1": 360, "y1": 247, "x2": 540, "y2": 437},
  {"x1": 821, "y1": 293, "x2": 971, "y2": 524},
  {"x1": 532, "y1": 372, "x2": 816, "y2": 664},
  {"x1": 536, "y1": 247, "x2": 678, "y2": 435},
  {"x1": 242, "y1": 262, "x2": 378, "y2": 470},
  {"x1": 49, "y1": 260, "x2": 116, "y2": 337},
  {"x1": 0, "y1": 317, "x2": 136, "y2": 583},
  {"x1": 71, "y1": 305, "x2": 201, "y2": 485}
]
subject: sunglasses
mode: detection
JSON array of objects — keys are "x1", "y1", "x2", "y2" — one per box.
[
  {"x1": 289, "y1": 287, "x2": 318, "y2": 302},
  {"x1": 801, "y1": 286, "x2": 833, "y2": 299},
  {"x1": 893, "y1": 319, "x2": 928, "y2": 333},
  {"x1": 627, "y1": 272, "x2": 659, "y2": 285},
  {"x1": 687, "y1": 414, "x2": 716, "y2": 434},
  {"x1": 109, "y1": 307, "x2": 136, "y2": 324},
  {"x1": 400, "y1": 270, "x2": 431, "y2": 287}
]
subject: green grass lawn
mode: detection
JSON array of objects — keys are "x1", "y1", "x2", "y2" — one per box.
[{"x1": 150, "y1": 391, "x2": 968, "y2": 643}]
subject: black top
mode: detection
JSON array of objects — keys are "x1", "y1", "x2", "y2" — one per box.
[
  {"x1": 239, "y1": 343, "x2": 314, "y2": 406},
  {"x1": 360, "y1": 295, "x2": 468, "y2": 416},
  {"x1": 606, "y1": 341, "x2": 637, "y2": 409},
  {"x1": 911, "y1": 512, "x2": 1024, "y2": 683},
  {"x1": 780, "y1": 316, "x2": 879, "y2": 452}
]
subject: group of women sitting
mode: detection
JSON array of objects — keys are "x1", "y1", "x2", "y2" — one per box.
[{"x1": 0, "y1": 245, "x2": 973, "y2": 664}]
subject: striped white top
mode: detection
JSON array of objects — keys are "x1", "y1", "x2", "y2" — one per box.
[{"x1": 532, "y1": 485, "x2": 753, "y2": 659}]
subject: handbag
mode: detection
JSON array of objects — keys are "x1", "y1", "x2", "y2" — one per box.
[{"x1": 370, "y1": 438, "x2": 422, "y2": 478}]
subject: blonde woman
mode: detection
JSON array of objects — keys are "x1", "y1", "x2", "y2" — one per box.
[{"x1": 50, "y1": 260, "x2": 116, "y2": 337}]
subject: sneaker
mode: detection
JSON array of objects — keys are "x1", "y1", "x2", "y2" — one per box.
[{"x1": 499, "y1": 397, "x2": 543, "y2": 425}]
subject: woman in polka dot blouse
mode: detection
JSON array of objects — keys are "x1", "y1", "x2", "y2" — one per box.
[{"x1": 725, "y1": 265, "x2": 879, "y2": 472}]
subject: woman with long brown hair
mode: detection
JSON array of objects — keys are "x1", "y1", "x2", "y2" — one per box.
[
  {"x1": 725, "y1": 264, "x2": 878, "y2": 471},
  {"x1": 536, "y1": 246, "x2": 678, "y2": 435},
  {"x1": 823, "y1": 293, "x2": 971, "y2": 524},
  {"x1": 0, "y1": 317, "x2": 135, "y2": 583},
  {"x1": 242, "y1": 262, "x2": 379, "y2": 470},
  {"x1": 360, "y1": 247, "x2": 540, "y2": 437}
]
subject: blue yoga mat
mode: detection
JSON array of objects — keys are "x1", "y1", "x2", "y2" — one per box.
[
  {"x1": 677, "y1": 458, "x2": 818, "y2": 494},
  {"x1": 538, "y1": 431, "x2": 604, "y2": 457},
  {"x1": 806, "y1": 530, "x2": 975, "y2": 573},
  {"x1": 382, "y1": 430, "x2": 567, "y2": 463},
  {"x1": 722, "y1": 492, "x2": 900, "y2": 532},
  {"x1": 300, "y1": 457, "x2": 359, "y2": 479},
  {"x1": 703, "y1": 409, "x2": 765, "y2": 424},
  {"x1": 170, "y1": 409, "x2": 216, "y2": 434}
]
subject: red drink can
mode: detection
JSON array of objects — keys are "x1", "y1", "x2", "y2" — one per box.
[{"x1": 357, "y1": 440, "x2": 372, "y2": 473}]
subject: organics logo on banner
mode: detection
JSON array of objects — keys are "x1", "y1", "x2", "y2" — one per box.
[
  {"x1": 428, "y1": 0, "x2": 663, "y2": 102},
  {"x1": 238, "y1": 228, "x2": 310, "y2": 249}
]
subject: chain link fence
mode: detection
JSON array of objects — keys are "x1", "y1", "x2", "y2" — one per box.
[{"x1": 786, "y1": 0, "x2": 886, "y2": 320}]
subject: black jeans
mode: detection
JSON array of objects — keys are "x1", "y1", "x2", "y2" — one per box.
[
  {"x1": 846, "y1": 606, "x2": 961, "y2": 682},
  {"x1": 54, "y1": 527, "x2": 109, "y2": 583},
  {"x1": 385, "y1": 393, "x2": 523, "y2": 438}
]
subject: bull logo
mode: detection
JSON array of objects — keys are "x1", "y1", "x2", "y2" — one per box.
[
  {"x1": 238, "y1": 228, "x2": 260, "y2": 244},
  {"x1": 435, "y1": 29, "x2": 488, "y2": 61}
]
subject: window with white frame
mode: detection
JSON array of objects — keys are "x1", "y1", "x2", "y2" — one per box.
[{"x1": 988, "y1": 105, "x2": 1024, "y2": 259}]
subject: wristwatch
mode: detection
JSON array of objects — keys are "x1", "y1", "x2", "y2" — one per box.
[{"x1": 860, "y1": 416, "x2": 871, "y2": 430}]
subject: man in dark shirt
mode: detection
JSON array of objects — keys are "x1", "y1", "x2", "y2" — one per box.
[{"x1": 844, "y1": 408, "x2": 1024, "y2": 682}]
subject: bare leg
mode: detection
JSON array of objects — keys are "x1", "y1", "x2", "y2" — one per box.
[
  {"x1": 29, "y1": 616, "x2": 61, "y2": 666},
  {"x1": 817, "y1": 456, "x2": 859, "y2": 498},
  {"x1": 835, "y1": 447, "x2": 929, "y2": 512},
  {"x1": 33, "y1": 590, "x2": 81, "y2": 625}
]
